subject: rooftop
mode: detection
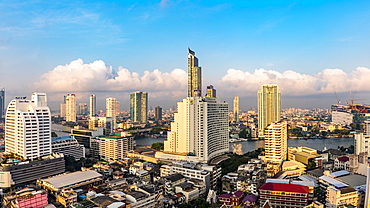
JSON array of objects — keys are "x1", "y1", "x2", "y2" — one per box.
[
  {"x1": 259, "y1": 183, "x2": 309, "y2": 194},
  {"x1": 319, "y1": 176, "x2": 348, "y2": 188},
  {"x1": 42, "y1": 170, "x2": 102, "y2": 189},
  {"x1": 337, "y1": 174, "x2": 367, "y2": 187},
  {"x1": 330, "y1": 170, "x2": 350, "y2": 178}
]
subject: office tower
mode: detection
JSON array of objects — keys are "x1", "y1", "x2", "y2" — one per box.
[
  {"x1": 234, "y1": 96, "x2": 239, "y2": 123},
  {"x1": 106, "y1": 97, "x2": 117, "y2": 129},
  {"x1": 264, "y1": 121, "x2": 287, "y2": 163},
  {"x1": 0, "y1": 88, "x2": 4, "y2": 121},
  {"x1": 164, "y1": 97, "x2": 229, "y2": 163},
  {"x1": 188, "y1": 48, "x2": 202, "y2": 97},
  {"x1": 89, "y1": 94, "x2": 96, "y2": 117},
  {"x1": 60, "y1": 95, "x2": 66, "y2": 118},
  {"x1": 65, "y1": 94, "x2": 76, "y2": 122},
  {"x1": 5, "y1": 93, "x2": 52, "y2": 159},
  {"x1": 78, "y1": 102, "x2": 88, "y2": 115},
  {"x1": 258, "y1": 84, "x2": 281, "y2": 137},
  {"x1": 130, "y1": 91, "x2": 148, "y2": 123},
  {"x1": 206, "y1": 85, "x2": 216, "y2": 98},
  {"x1": 155, "y1": 106, "x2": 162, "y2": 122}
]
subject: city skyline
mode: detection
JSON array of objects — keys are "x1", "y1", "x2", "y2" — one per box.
[{"x1": 2, "y1": 1, "x2": 370, "y2": 110}]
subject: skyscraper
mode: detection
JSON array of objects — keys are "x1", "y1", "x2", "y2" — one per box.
[
  {"x1": 188, "y1": 48, "x2": 202, "y2": 97},
  {"x1": 155, "y1": 106, "x2": 162, "y2": 122},
  {"x1": 130, "y1": 91, "x2": 148, "y2": 123},
  {"x1": 164, "y1": 97, "x2": 229, "y2": 163},
  {"x1": 89, "y1": 94, "x2": 96, "y2": 117},
  {"x1": 264, "y1": 121, "x2": 287, "y2": 163},
  {"x1": 258, "y1": 84, "x2": 281, "y2": 137},
  {"x1": 5, "y1": 93, "x2": 51, "y2": 159},
  {"x1": 65, "y1": 94, "x2": 76, "y2": 122},
  {"x1": 206, "y1": 85, "x2": 216, "y2": 98},
  {"x1": 162, "y1": 48, "x2": 229, "y2": 163},
  {"x1": 0, "y1": 88, "x2": 5, "y2": 121},
  {"x1": 106, "y1": 97, "x2": 117, "y2": 129},
  {"x1": 234, "y1": 96, "x2": 239, "y2": 123}
]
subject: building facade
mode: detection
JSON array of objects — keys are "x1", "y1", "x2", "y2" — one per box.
[
  {"x1": 52, "y1": 136, "x2": 85, "y2": 160},
  {"x1": 234, "y1": 96, "x2": 239, "y2": 123},
  {"x1": 206, "y1": 85, "x2": 216, "y2": 98},
  {"x1": 88, "y1": 116, "x2": 113, "y2": 135},
  {"x1": 65, "y1": 94, "x2": 76, "y2": 122},
  {"x1": 106, "y1": 97, "x2": 117, "y2": 129},
  {"x1": 188, "y1": 48, "x2": 202, "y2": 97},
  {"x1": 258, "y1": 84, "x2": 281, "y2": 137},
  {"x1": 0, "y1": 88, "x2": 4, "y2": 121},
  {"x1": 5, "y1": 93, "x2": 52, "y2": 159},
  {"x1": 164, "y1": 96, "x2": 229, "y2": 163},
  {"x1": 155, "y1": 106, "x2": 162, "y2": 122},
  {"x1": 130, "y1": 91, "x2": 148, "y2": 123},
  {"x1": 99, "y1": 133, "x2": 134, "y2": 161},
  {"x1": 89, "y1": 94, "x2": 96, "y2": 117},
  {"x1": 264, "y1": 121, "x2": 288, "y2": 163}
]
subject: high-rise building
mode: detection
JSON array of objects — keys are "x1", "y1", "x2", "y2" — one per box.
[
  {"x1": 116, "y1": 101, "x2": 120, "y2": 116},
  {"x1": 99, "y1": 133, "x2": 134, "y2": 161},
  {"x1": 234, "y1": 96, "x2": 239, "y2": 123},
  {"x1": 206, "y1": 85, "x2": 216, "y2": 98},
  {"x1": 89, "y1": 116, "x2": 113, "y2": 135},
  {"x1": 162, "y1": 48, "x2": 229, "y2": 163},
  {"x1": 89, "y1": 94, "x2": 96, "y2": 117},
  {"x1": 264, "y1": 121, "x2": 287, "y2": 163},
  {"x1": 188, "y1": 48, "x2": 202, "y2": 97},
  {"x1": 78, "y1": 102, "x2": 88, "y2": 115},
  {"x1": 130, "y1": 91, "x2": 148, "y2": 123},
  {"x1": 164, "y1": 97, "x2": 229, "y2": 163},
  {"x1": 65, "y1": 94, "x2": 76, "y2": 122},
  {"x1": 0, "y1": 88, "x2": 5, "y2": 121},
  {"x1": 258, "y1": 84, "x2": 281, "y2": 137},
  {"x1": 106, "y1": 97, "x2": 117, "y2": 129},
  {"x1": 155, "y1": 106, "x2": 162, "y2": 122},
  {"x1": 5, "y1": 93, "x2": 52, "y2": 159},
  {"x1": 60, "y1": 95, "x2": 66, "y2": 118}
]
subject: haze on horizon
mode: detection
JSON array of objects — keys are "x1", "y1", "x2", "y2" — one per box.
[{"x1": 1, "y1": 0, "x2": 370, "y2": 111}]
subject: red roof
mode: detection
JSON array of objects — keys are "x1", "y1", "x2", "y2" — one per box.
[
  {"x1": 338, "y1": 156, "x2": 349, "y2": 162},
  {"x1": 259, "y1": 183, "x2": 309, "y2": 194}
]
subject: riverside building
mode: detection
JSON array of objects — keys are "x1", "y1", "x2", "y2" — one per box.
[
  {"x1": 160, "y1": 48, "x2": 229, "y2": 163},
  {"x1": 5, "y1": 93, "x2": 52, "y2": 159},
  {"x1": 130, "y1": 91, "x2": 148, "y2": 123},
  {"x1": 258, "y1": 84, "x2": 281, "y2": 137}
]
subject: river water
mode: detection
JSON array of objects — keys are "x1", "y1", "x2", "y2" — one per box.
[{"x1": 136, "y1": 137, "x2": 354, "y2": 154}]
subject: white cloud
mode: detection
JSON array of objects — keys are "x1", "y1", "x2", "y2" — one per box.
[
  {"x1": 34, "y1": 58, "x2": 187, "y2": 98},
  {"x1": 218, "y1": 67, "x2": 370, "y2": 96},
  {"x1": 35, "y1": 58, "x2": 370, "y2": 100}
]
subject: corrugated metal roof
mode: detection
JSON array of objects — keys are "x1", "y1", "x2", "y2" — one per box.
[
  {"x1": 319, "y1": 176, "x2": 348, "y2": 188},
  {"x1": 43, "y1": 170, "x2": 102, "y2": 188},
  {"x1": 330, "y1": 170, "x2": 350, "y2": 178}
]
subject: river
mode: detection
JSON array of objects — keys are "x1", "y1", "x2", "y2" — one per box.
[{"x1": 136, "y1": 137, "x2": 354, "y2": 154}]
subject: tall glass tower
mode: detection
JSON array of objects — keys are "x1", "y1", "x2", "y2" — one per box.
[
  {"x1": 188, "y1": 48, "x2": 202, "y2": 97},
  {"x1": 130, "y1": 91, "x2": 148, "y2": 123}
]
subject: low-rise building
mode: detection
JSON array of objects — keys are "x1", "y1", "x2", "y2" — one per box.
[
  {"x1": 52, "y1": 136, "x2": 85, "y2": 160},
  {"x1": 70, "y1": 126, "x2": 103, "y2": 148},
  {"x1": 334, "y1": 156, "x2": 349, "y2": 171},
  {"x1": 3, "y1": 187, "x2": 49, "y2": 208},
  {"x1": 259, "y1": 182, "x2": 310, "y2": 207}
]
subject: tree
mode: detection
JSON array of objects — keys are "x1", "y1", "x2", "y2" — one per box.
[
  {"x1": 307, "y1": 160, "x2": 317, "y2": 170},
  {"x1": 151, "y1": 142, "x2": 164, "y2": 151}
]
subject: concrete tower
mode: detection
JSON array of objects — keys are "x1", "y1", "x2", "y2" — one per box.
[
  {"x1": 130, "y1": 92, "x2": 148, "y2": 123},
  {"x1": 89, "y1": 94, "x2": 96, "y2": 117},
  {"x1": 234, "y1": 96, "x2": 239, "y2": 123},
  {"x1": 106, "y1": 97, "x2": 117, "y2": 129},
  {"x1": 258, "y1": 84, "x2": 281, "y2": 137},
  {"x1": 65, "y1": 94, "x2": 76, "y2": 122},
  {"x1": 188, "y1": 48, "x2": 202, "y2": 97},
  {"x1": 5, "y1": 93, "x2": 52, "y2": 159}
]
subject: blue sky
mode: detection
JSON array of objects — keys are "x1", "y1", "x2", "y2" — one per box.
[{"x1": 1, "y1": 0, "x2": 370, "y2": 110}]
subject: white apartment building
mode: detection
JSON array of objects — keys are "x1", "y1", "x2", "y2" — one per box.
[
  {"x1": 264, "y1": 121, "x2": 288, "y2": 163},
  {"x1": 354, "y1": 132, "x2": 370, "y2": 155},
  {"x1": 106, "y1": 97, "x2": 117, "y2": 129},
  {"x1": 5, "y1": 93, "x2": 52, "y2": 159},
  {"x1": 65, "y1": 94, "x2": 76, "y2": 122},
  {"x1": 163, "y1": 96, "x2": 229, "y2": 163}
]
